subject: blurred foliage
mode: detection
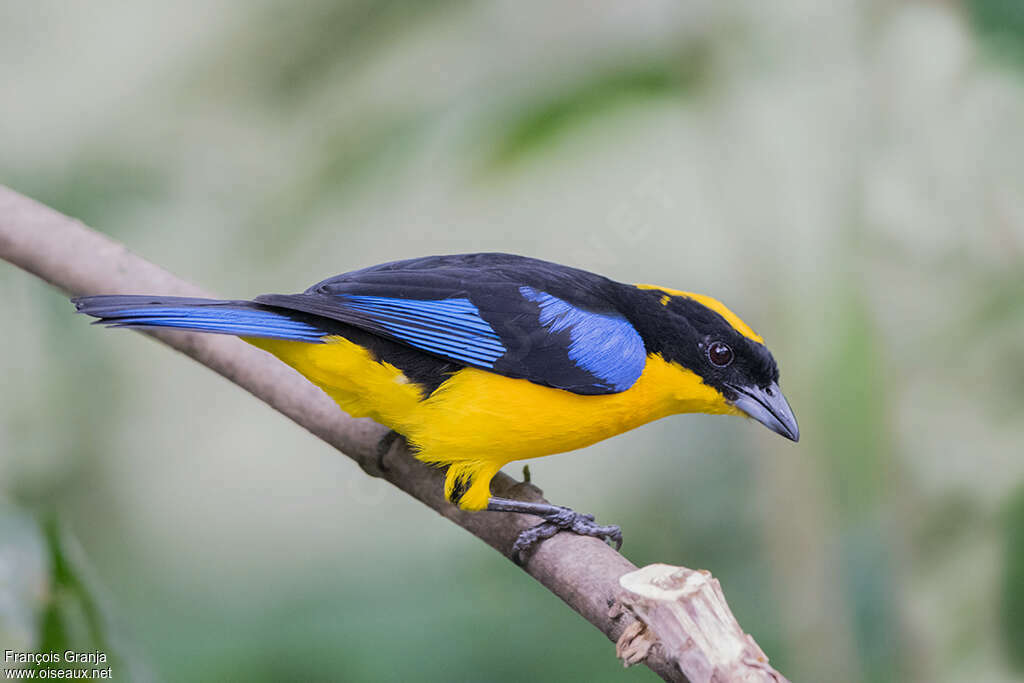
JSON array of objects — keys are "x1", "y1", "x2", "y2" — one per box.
[
  {"x1": 32, "y1": 519, "x2": 119, "y2": 674},
  {"x1": 486, "y1": 53, "x2": 709, "y2": 168},
  {"x1": 10, "y1": 156, "x2": 168, "y2": 240},
  {"x1": 817, "y1": 287, "x2": 889, "y2": 521},
  {"x1": 962, "y1": 268, "x2": 1024, "y2": 421},
  {"x1": 0, "y1": 511, "x2": 137, "y2": 678},
  {"x1": 214, "y1": 0, "x2": 471, "y2": 107},
  {"x1": 137, "y1": 561, "x2": 654, "y2": 682},
  {"x1": 912, "y1": 492, "x2": 983, "y2": 567},
  {"x1": 241, "y1": 114, "x2": 425, "y2": 262},
  {"x1": 0, "y1": 504, "x2": 46, "y2": 653},
  {"x1": 816, "y1": 287, "x2": 899, "y2": 683},
  {"x1": 1002, "y1": 487, "x2": 1024, "y2": 671},
  {"x1": 968, "y1": 0, "x2": 1024, "y2": 68}
]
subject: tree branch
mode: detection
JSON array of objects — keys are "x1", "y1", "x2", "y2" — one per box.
[{"x1": 0, "y1": 184, "x2": 787, "y2": 682}]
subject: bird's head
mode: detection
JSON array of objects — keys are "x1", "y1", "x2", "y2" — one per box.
[{"x1": 631, "y1": 285, "x2": 799, "y2": 442}]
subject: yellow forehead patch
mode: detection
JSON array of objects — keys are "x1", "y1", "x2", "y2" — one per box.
[{"x1": 636, "y1": 284, "x2": 764, "y2": 344}]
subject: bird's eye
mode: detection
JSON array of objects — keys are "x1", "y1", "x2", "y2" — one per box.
[{"x1": 707, "y1": 341, "x2": 733, "y2": 368}]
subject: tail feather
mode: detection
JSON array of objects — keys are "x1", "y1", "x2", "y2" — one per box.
[{"x1": 73, "y1": 295, "x2": 328, "y2": 342}]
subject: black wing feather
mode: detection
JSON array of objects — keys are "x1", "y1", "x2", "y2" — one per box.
[{"x1": 255, "y1": 253, "x2": 646, "y2": 395}]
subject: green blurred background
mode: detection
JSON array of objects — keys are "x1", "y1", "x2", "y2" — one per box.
[{"x1": 2, "y1": 1, "x2": 1023, "y2": 681}]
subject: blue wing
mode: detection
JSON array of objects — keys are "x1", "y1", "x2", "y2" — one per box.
[
  {"x1": 253, "y1": 254, "x2": 649, "y2": 394},
  {"x1": 337, "y1": 295, "x2": 507, "y2": 368},
  {"x1": 78, "y1": 255, "x2": 651, "y2": 395}
]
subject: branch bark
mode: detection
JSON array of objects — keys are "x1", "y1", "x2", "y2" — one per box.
[{"x1": 0, "y1": 184, "x2": 787, "y2": 682}]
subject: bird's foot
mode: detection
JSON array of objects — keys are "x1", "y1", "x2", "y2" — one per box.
[
  {"x1": 512, "y1": 508, "x2": 623, "y2": 562},
  {"x1": 487, "y1": 497, "x2": 622, "y2": 564}
]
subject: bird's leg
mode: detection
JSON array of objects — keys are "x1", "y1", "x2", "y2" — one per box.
[
  {"x1": 486, "y1": 497, "x2": 623, "y2": 563},
  {"x1": 375, "y1": 429, "x2": 403, "y2": 472}
]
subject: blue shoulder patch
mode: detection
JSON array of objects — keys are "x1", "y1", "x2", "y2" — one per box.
[
  {"x1": 519, "y1": 286, "x2": 645, "y2": 392},
  {"x1": 339, "y1": 295, "x2": 507, "y2": 367}
]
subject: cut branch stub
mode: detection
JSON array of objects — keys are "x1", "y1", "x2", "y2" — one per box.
[{"x1": 617, "y1": 564, "x2": 790, "y2": 683}]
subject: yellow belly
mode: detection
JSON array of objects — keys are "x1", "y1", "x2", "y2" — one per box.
[{"x1": 246, "y1": 335, "x2": 739, "y2": 509}]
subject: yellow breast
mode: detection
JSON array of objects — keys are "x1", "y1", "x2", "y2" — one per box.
[
  {"x1": 250, "y1": 335, "x2": 736, "y2": 459},
  {"x1": 412, "y1": 356, "x2": 738, "y2": 464},
  {"x1": 246, "y1": 335, "x2": 740, "y2": 510}
]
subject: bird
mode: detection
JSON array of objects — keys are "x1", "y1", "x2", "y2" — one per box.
[{"x1": 73, "y1": 252, "x2": 798, "y2": 560}]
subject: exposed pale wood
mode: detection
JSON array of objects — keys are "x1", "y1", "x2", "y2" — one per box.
[{"x1": 617, "y1": 564, "x2": 789, "y2": 682}]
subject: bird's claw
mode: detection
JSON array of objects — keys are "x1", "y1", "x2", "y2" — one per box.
[{"x1": 511, "y1": 507, "x2": 623, "y2": 564}]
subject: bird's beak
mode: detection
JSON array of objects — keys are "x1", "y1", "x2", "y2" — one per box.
[{"x1": 728, "y1": 382, "x2": 799, "y2": 442}]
